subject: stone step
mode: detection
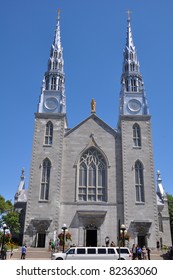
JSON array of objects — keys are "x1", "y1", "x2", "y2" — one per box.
[
  {"x1": 10, "y1": 247, "x2": 52, "y2": 260},
  {"x1": 9, "y1": 247, "x2": 164, "y2": 260}
]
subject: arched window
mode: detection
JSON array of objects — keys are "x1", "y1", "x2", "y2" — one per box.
[
  {"x1": 125, "y1": 80, "x2": 128, "y2": 91},
  {"x1": 53, "y1": 61, "x2": 58, "y2": 70},
  {"x1": 131, "y1": 78, "x2": 137, "y2": 92},
  {"x1": 45, "y1": 77, "x2": 49, "y2": 90},
  {"x1": 51, "y1": 77, "x2": 57, "y2": 90},
  {"x1": 133, "y1": 123, "x2": 141, "y2": 147},
  {"x1": 158, "y1": 213, "x2": 163, "y2": 232},
  {"x1": 130, "y1": 63, "x2": 134, "y2": 71},
  {"x1": 54, "y1": 50, "x2": 58, "y2": 58},
  {"x1": 130, "y1": 52, "x2": 133, "y2": 60},
  {"x1": 135, "y1": 160, "x2": 144, "y2": 202},
  {"x1": 59, "y1": 62, "x2": 62, "y2": 71},
  {"x1": 40, "y1": 158, "x2": 51, "y2": 200},
  {"x1": 45, "y1": 121, "x2": 53, "y2": 145},
  {"x1": 78, "y1": 148, "x2": 107, "y2": 202}
]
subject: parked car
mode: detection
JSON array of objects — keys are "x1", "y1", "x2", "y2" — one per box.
[{"x1": 51, "y1": 246, "x2": 131, "y2": 260}]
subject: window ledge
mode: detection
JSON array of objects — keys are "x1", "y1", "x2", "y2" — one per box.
[
  {"x1": 43, "y1": 144, "x2": 52, "y2": 147},
  {"x1": 38, "y1": 200, "x2": 49, "y2": 203},
  {"x1": 135, "y1": 202, "x2": 145, "y2": 205}
]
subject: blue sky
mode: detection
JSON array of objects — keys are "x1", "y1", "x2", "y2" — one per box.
[{"x1": 0, "y1": 0, "x2": 173, "y2": 201}]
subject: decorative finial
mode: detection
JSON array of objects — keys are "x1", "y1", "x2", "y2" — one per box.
[
  {"x1": 91, "y1": 98, "x2": 96, "y2": 113},
  {"x1": 126, "y1": 10, "x2": 132, "y2": 21},
  {"x1": 157, "y1": 170, "x2": 161, "y2": 179},
  {"x1": 21, "y1": 168, "x2": 25, "y2": 179},
  {"x1": 58, "y1": 8, "x2": 61, "y2": 20}
]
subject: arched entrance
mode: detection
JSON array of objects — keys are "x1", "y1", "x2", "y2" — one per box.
[{"x1": 32, "y1": 219, "x2": 51, "y2": 248}]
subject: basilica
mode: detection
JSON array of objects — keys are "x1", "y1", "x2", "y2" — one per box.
[{"x1": 14, "y1": 11, "x2": 171, "y2": 249}]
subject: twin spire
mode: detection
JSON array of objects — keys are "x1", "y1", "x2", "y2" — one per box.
[
  {"x1": 38, "y1": 10, "x2": 149, "y2": 118},
  {"x1": 119, "y1": 11, "x2": 149, "y2": 116},
  {"x1": 122, "y1": 12, "x2": 143, "y2": 94},
  {"x1": 38, "y1": 9, "x2": 66, "y2": 115}
]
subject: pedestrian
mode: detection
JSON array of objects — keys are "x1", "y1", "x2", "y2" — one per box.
[
  {"x1": 1, "y1": 244, "x2": 7, "y2": 260},
  {"x1": 10, "y1": 245, "x2": 14, "y2": 258},
  {"x1": 56, "y1": 238, "x2": 60, "y2": 252},
  {"x1": 136, "y1": 245, "x2": 142, "y2": 260},
  {"x1": 21, "y1": 245, "x2": 27, "y2": 259},
  {"x1": 146, "y1": 247, "x2": 151, "y2": 260},
  {"x1": 132, "y1": 244, "x2": 137, "y2": 260},
  {"x1": 51, "y1": 240, "x2": 55, "y2": 252},
  {"x1": 142, "y1": 246, "x2": 147, "y2": 260},
  {"x1": 105, "y1": 236, "x2": 110, "y2": 247},
  {"x1": 48, "y1": 239, "x2": 52, "y2": 251}
]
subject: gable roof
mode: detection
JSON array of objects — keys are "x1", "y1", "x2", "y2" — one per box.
[{"x1": 64, "y1": 114, "x2": 118, "y2": 137}]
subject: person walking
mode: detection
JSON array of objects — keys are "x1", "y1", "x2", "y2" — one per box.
[
  {"x1": 136, "y1": 245, "x2": 142, "y2": 260},
  {"x1": 146, "y1": 247, "x2": 151, "y2": 260},
  {"x1": 21, "y1": 245, "x2": 27, "y2": 259},
  {"x1": 1, "y1": 244, "x2": 7, "y2": 260},
  {"x1": 51, "y1": 240, "x2": 55, "y2": 252},
  {"x1": 10, "y1": 245, "x2": 14, "y2": 258},
  {"x1": 132, "y1": 244, "x2": 137, "y2": 260},
  {"x1": 142, "y1": 246, "x2": 147, "y2": 260}
]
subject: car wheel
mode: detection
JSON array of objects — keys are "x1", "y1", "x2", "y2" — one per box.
[{"x1": 56, "y1": 257, "x2": 63, "y2": 260}]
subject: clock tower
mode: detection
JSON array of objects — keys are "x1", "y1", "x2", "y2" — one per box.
[
  {"x1": 24, "y1": 10, "x2": 67, "y2": 246},
  {"x1": 118, "y1": 13, "x2": 159, "y2": 245}
]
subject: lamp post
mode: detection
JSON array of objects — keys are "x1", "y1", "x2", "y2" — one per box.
[
  {"x1": 120, "y1": 224, "x2": 126, "y2": 247},
  {"x1": 61, "y1": 224, "x2": 67, "y2": 253},
  {"x1": 1, "y1": 224, "x2": 8, "y2": 260}
]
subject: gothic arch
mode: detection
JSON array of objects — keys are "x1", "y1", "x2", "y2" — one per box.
[
  {"x1": 45, "y1": 121, "x2": 53, "y2": 145},
  {"x1": 134, "y1": 160, "x2": 145, "y2": 202},
  {"x1": 133, "y1": 123, "x2": 141, "y2": 148},
  {"x1": 158, "y1": 212, "x2": 163, "y2": 232},
  {"x1": 39, "y1": 158, "x2": 51, "y2": 201},
  {"x1": 76, "y1": 146, "x2": 108, "y2": 202}
]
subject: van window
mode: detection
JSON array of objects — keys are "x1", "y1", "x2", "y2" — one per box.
[
  {"x1": 87, "y1": 248, "x2": 96, "y2": 254},
  {"x1": 98, "y1": 248, "x2": 106, "y2": 254},
  {"x1": 116, "y1": 248, "x2": 129, "y2": 254},
  {"x1": 67, "y1": 248, "x2": 75, "y2": 254},
  {"x1": 108, "y1": 248, "x2": 115, "y2": 254},
  {"x1": 77, "y1": 248, "x2": 85, "y2": 254}
]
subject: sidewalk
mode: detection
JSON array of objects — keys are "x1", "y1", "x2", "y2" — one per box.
[{"x1": 8, "y1": 247, "x2": 164, "y2": 260}]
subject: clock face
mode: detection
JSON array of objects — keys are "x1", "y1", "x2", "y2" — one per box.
[
  {"x1": 44, "y1": 97, "x2": 58, "y2": 110},
  {"x1": 128, "y1": 99, "x2": 141, "y2": 112}
]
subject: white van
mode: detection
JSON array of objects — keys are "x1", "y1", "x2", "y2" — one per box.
[{"x1": 51, "y1": 247, "x2": 131, "y2": 260}]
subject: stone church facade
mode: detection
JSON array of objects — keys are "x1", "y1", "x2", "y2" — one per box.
[{"x1": 15, "y1": 11, "x2": 171, "y2": 249}]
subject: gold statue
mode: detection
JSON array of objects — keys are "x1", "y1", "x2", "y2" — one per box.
[{"x1": 91, "y1": 98, "x2": 96, "y2": 113}]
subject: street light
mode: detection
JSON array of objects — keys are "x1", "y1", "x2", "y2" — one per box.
[
  {"x1": 61, "y1": 224, "x2": 67, "y2": 253},
  {"x1": 120, "y1": 224, "x2": 126, "y2": 247},
  {"x1": 1, "y1": 224, "x2": 8, "y2": 260}
]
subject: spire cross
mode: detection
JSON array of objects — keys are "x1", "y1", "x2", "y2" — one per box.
[{"x1": 126, "y1": 10, "x2": 132, "y2": 20}]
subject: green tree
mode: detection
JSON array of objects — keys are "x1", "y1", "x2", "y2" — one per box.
[
  {"x1": 167, "y1": 194, "x2": 173, "y2": 244},
  {"x1": 0, "y1": 194, "x2": 20, "y2": 235},
  {"x1": 0, "y1": 195, "x2": 13, "y2": 214},
  {"x1": 3, "y1": 211, "x2": 20, "y2": 234}
]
